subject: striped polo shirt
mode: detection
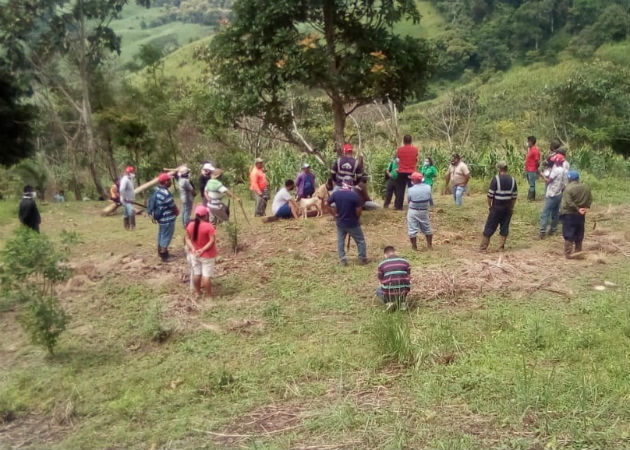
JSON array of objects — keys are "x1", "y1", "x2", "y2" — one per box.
[
  {"x1": 155, "y1": 186, "x2": 177, "y2": 224},
  {"x1": 377, "y1": 257, "x2": 411, "y2": 298},
  {"x1": 487, "y1": 174, "x2": 517, "y2": 209}
]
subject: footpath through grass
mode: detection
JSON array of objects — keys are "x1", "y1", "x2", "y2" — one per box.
[{"x1": 0, "y1": 178, "x2": 628, "y2": 449}]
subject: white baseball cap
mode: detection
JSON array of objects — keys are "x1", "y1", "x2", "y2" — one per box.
[{"x1": 202, "y1": 163, "x2": 215, "y2": 171}]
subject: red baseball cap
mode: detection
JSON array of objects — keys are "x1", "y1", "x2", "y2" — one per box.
[
  {"x1": 411, "y1": 171, "x2": 423, "y2": 182},
  {"x1": 125, "y1": 166, "x2": 135, "y2": 174},
  {"x1": 342, "y1": 143, "x2": 353, "y2": 153},
  {"x1": 158, "y1": 173, "x2": 171, "y2": 184},
  {"x1": 195, "y1": 205, "x2": 209, "y2": 217},
  {"x1": 552, "y1": 153, "x2": 565, "y2": 163}
]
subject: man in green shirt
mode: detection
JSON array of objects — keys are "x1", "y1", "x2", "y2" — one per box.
[
  {"x1": 383, "y1": 155, "x2": 399, "y2": 208},
  {"x1": 560, "y1": 170, "x2": 592, "y2": 259},
  {"x1": 420, "y1": 157, "x2": 438, "y2": 205}
]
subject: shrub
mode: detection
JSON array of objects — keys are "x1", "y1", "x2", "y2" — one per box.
[
  {"x1": 370, "y1": 311, "x2": 415, "y2": 365},
  {"x1": 18, "y1": 297, "x2": 68, "y2": 355}
]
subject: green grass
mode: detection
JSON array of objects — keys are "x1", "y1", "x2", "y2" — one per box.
[
  {"x1": 394, "y1": 1, "x2": 447, "y2": 39},
  {"x1": 0, "y1": 184, "x2": 628, "y2": 448}
]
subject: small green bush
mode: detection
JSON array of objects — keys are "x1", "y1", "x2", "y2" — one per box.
[
  {"x1": 370, "y1": 311, "x2": 415, "y2": 365},
  {"x1": 18, "y1": 297, "x2": 68, "y2": 355}
]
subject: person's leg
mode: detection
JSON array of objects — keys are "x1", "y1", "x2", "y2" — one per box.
[
  {"x1": 191, "y1": 255, "x2": 202, "y2": 293},
  {"x1": 363, "y1": 201, "x2": 380, "y2": 210},
  {"x1": 288, "y1": 200, "x2": 301, "y2": 218},
  {"x1": 182, "y1": 200, "x2": 191, "y2": 228},
  {"x1": 540, "y1": 197, "x2": 551, "y2": 236},
  {"x1": 336, "y1": 226, "x2": 347, "y2": 263},
  {"x1": 527, "y1": 172, "x2": 536, "y2": 201},
  {"x1": 394, "y1": 174, "x2": 407, "y2": 210},
  {"x1": 549, "y1": 195, "x2": 562, "y2": 235},
  {"x1": 254, "y1": 194, "x2": 262, "y2": 216},
  {"x1": 383, "y1": 178, "x2": 396, "y2": 208},
  {"x1": 375, "y1": 287, "x2": 385, "y2": 302},
  {"x1": 348, "y1": 225, "x2": 367, "y2": 260},
  {"x1": 418, "y1": 210, "x2": 433, "y2": 249},
  {"x1": 497, "y1": 209, "x2": 511, "y2": 250},
  {"x1": 575, "y1": 215, "x2": 585, "y2": 252},
  {"x1": 454, "y1": 186, "x2": 465, "y2": 206},
  {"x1": 561, "y1": 214, "x2": 578, "y2": 258},
  {"x1": 407, "y1": 209, "x2": 419, "y2": 250}
]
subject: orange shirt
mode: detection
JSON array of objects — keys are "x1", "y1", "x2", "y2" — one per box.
[{"x1": 249, "y1": 166, "x2": 267, "y2": 194}]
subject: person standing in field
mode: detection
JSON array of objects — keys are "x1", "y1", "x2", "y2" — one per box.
[
  {"x1": 327, "y1": 176, "x2": 367, "y2": 266},
  {"x1": 376, "y1": 246, "x2": 411, "y2": 311},
  {"x1": 394, "y1": 135, "x2": 418, "y2": 210},
  {"x1": 330, "y1": 143, "x2": 364, "y2": 189},
  {"x1": 540, "y1": 153, "x2": 567, "y2": 239},
  {"x1": 295, "y1": 163, "x2": 316, "y2": 200},
  {"x1": 383, "y1": 154, "x2": 399, "y2": 208},
  {"x1": 479, "y1": 162, "x2": 518, "y2": 252},
  {"x1": 420, "y1": 157, "x2": 437, "y2": 205},
  {"x1": 560, "y1": 171, "x2": 592, "y2": 259},
  {"x1": 178, "y1": 165, "x2": 195, "y2": 228},
  {"x1": 250, "y1": 157, "x2": 268, "y2": 217},
  {"x1": 199, "y1": 163, "x2": 214, "y2": 207},
  {"x1": 205, "y1": 168, "x2": 241, "y2": 225},
  {"x1": 525, "y1": 136, "x2": 540, "y2": 201},
  {"x1": 18, "y1": 185, "x2": 41, "y2": 233},
  {"x1": 155, "y1": 173, "x2": 179, "y2": 262},
  {"x1": 444, "y1": 154, "x2": 470, "y2": 206},
  {"x1": 119, "y1": 166, "x2": 136, "y2": 230},
  {"x1": 407, "y1": 172, "x2": 433, "y2": 250},
  {"x1": 185, "y1": 205, "x2": 217, "y2": 297}
]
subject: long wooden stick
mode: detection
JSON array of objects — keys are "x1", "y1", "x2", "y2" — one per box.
[{"x1": 237, "y1": 200, "x2": 251, "y2": 226}]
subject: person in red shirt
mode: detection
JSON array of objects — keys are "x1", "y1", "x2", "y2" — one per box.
[
  {"x1": 395, "y1": 135, "x2": 419, "y2": 210},
  {"x1": 249, "y1": 157, "x2": 268, "y2": 216},
  {"x1": 185, "y1": 205, "x2": 217, "y2": 297},
  {"x1": 525, "y1": 135, "x2": 540, "y2": 201}
]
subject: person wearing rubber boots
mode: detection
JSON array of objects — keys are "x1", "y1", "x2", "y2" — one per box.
[
  {"x1": 480, "y1": 162, "x2": 518, "y2": 252},
  {"x1": 406, "y1": 172, "x2": 433, "y2": 250},
  {"x1": 155, "y1": 173, "x2": 179, "y2": 262},
  {"x1": 119, "y1": 166, "x2": 136, "y2": 230},
  {"x1": 560, "y1": 171, "x2": 592, "y2": 259}
]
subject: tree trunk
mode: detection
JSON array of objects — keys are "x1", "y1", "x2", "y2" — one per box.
[
  {"x1": 332, "y1": 98, "x2": 346, "y2": 154},
  {"x1": 323, "y1": 0, "x2": 346, "y2": 153}
]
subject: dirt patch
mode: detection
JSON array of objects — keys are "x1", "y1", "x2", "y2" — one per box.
[
  {"x1": 207, "y1": 403, "x2": 305, "y2": 446},
  {"x1": 0, "y1": 414, "x2": 74, "y2": 449}
]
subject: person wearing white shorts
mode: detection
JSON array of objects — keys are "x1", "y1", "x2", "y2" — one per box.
[
  {"x1": 191, "y1": 255, "x2": 215, "y2": 278},
  {"x1": 185, "y1": 205, "x2": 218, "y2": 297}
]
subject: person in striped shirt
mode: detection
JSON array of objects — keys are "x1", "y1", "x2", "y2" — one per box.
[
  {"x1": 155, "y1": 173, "x2": 179, "y2": 262},
  {"x1": 479, "y1": 161, "x2": 518, "y2": 252},
  {"x1": 376, "y1": 246, "x2": 411, "y2": 311}
]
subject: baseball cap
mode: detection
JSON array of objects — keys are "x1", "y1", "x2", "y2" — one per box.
[
  {"x1": 302, "y1": 163, "x2": 310, "y2": 169},
  {"x1": 496, "y1": 161, "x2": 508, "y2": 170},
  {"x1": 255, "y1": 157, "x2": 264, "y2": 163},
  {"x1": 410, "y1": 172, "x2": 423, "y2": 182},
  {"x1": 125, "y1": 166, "x2": 135, "y2": 174},
  {"x1": 195, "y1": 205, "x2": 209, "y2": 216},
  {"x1": 342, "y1": 143, "x2": 353, "y2": 153},
  {"x1": 567, "y1": 170, "x2": 579, "y2": 181},
  {"x1": 552, "y1": 153, "x2": 565, "y2": 163},
  {"x1": 202, "y1": 163, "x2": 215, "y2": 172},
  {"x1": 158, "y1": 173, "x2": 171, "y2": 184}
]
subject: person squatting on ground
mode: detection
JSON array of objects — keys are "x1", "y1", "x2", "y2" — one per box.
[
  {"x1": 296, "y1": 163, "x2": 316, "y2": 200},
  {"x1": 330, "y1": 143, "x2": 365, "y2": 190},
  {"x1": 480, "y1": 162, "x2": 518, "y2": 252},
  {"x1": 119, "y1": 166, "x2": 136, "y2": 230},
  {"x1": 407, "y1": 172, "x2": 433, "y2": 251},
  {"x1": 328, "y1": 176, "x2": 367, "y2": 266},
  {"x1": 376, "y1": 246, "x2": 411, "y2": 311},
  {"x1": 154, "y1": 173, "x2": 179, "y2": 262},
  {"x1": 420, "y1": 157, "x2": 437, "y2": 206},
  {"x1": 199, "y1": 163, "x2": 214, "y2": 207},
  {"x1": 394, "y1": 135, "x2": 418, "y2": 210},
  {"x1": 383, "y1": 154, "x2": 399, "y2": 208},
  {"x1": 185, "y1": 205, "x2": 217, "y2": 297},
  {"x1": 19, "y1": 185, "x2": 41, "y2": 233},
  {"x1": 445, "y1": 154, "x2": 470, "y2": 206},
  {"x1": 540, "y1": 153, "x2": 567, "y2": 239},
  {"x1": 525, "y1": 136, "x2": 540, "y2": 201},
  {"x1": 250, "y1": 157, "x2": 269, "y2": 217},
  {"x1": 271, "y1": 180, "x2": 300, "y2": 219},
  {"x1": 560, "y1": 171, "x2": 592, "y2": 259},
  {"x1": 178, "y1": 165, "x2": 195, "y2": 228},
  {"x1": 205, "y1": 168, "x2": 241, "y2": 225}
]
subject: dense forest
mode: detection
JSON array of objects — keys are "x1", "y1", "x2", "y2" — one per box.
[{"x1": 0, "y1": 0, "x2": 628, "y2": 200}]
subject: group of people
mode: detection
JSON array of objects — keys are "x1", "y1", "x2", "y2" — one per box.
[{"x1": 15, "y1": 133, "x2": 594, "y2": 307}]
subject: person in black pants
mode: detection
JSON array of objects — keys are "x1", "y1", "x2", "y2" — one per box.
[{"x1": 19, "y1": 185, "x2": 41, "y2": 232}]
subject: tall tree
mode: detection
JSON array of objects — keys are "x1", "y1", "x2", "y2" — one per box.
[
  {"x1": 207, "y1": 0, "x2": 434, "y2": 154},
  {"x1": 0, "y1": 0, "x2": 149, "y2": 197}
]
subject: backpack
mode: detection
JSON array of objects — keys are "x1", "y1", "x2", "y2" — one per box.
[{"x1": 147, "y1": 188, "x2": 162, "y2": 221}]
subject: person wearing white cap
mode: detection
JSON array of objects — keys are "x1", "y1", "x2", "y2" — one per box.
[
  {"x1": 205, "y1": 168, "x2": 242, "y2": 225},
  {"x1": 250, "y1": 157, "x2": 268, "y2": 216},
  {"x1": 178, "y1": 165, "x2": 195, "y2": 228},
  {"x1": 199, "y1": 162, "x2": 215, "y2": 207},
  {"x1": 295, "y1": 163, "x2": 316, "y2": 200}
]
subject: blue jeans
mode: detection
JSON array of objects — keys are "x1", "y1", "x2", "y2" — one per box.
[
  {"x1": 336, "y1": 224, "x2": 367, "y2": 261},
  {"x1": 453, "y1": 185, "x2": 466, "y2": 206},
  {"x1": 181, "y1": 200, "x2": 192, "y2": 228},
  {"x1": 540, "y1": 194, "x2": 562, "y2": 234},
  {"x1": 122, "y1": 202, "x2": 134, "y2": 218},
  {"x1": 526, "y1": 172, "x2": 537, "y2": 198},
  {"x1": 158, "y1": 220, "x2": 176, "y2": 249}
]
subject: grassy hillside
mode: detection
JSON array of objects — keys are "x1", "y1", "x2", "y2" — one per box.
[
  {"x1": 0, "y1": 179, "x2": 628, "y2": 448},
  {"x1": 395, "y1": 0, "x2": 448, "y2": 39},
  {"x1": 112, "y1": 3, "x2": 215, "y2": 68}
]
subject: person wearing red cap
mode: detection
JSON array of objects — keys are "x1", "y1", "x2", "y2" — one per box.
[
  {"x1": 330, "y1": 143, "x2": 364, "y2": 189},
  {"x1": 406, "y1": 172, "x2": 433, "y2": 250},
  {"x1": 154, "y1": 173, "x2": 179, "y2": 261},
  {"x1": 395, "y1": 135, "x2": 419, "y2": 210},
  {"x1": 540, "y1": 153, "x2": 567, "y2": 239},
  {"x1": 119, "y1": 166, "x2": 136, "y2": 230},
  {"x1": 185, "y1": 205, "x2": 217, "y2": 297}
]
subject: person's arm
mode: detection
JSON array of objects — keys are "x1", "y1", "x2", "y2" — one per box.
[
  {"x1": 510, "y1": 179, "x2": 518, "y2": 211},
  {"x1": 377, "y1": 265, "x2": 384, "y2": 281},
  {"x1": 184, "y1": 234, "x2": 196, "y2": 253},
  {"x1": 487, "y1": 177, "x2": 496, "y2": 210},
  {"x1": 355, "y1": 206, "x2": 363, "y2": 219},
  {"x1": 224, "y1": 188, "x2": 242, "y2": 203},
  {"x1": 444, "y1": 169, "x2": 451, "y2": 193},
  {"x1": 195, "y1": 233, "x2": 216, "y2": 256},
  {"x1": 462, "y1": 171, "x2": 471, "y2": 186}
]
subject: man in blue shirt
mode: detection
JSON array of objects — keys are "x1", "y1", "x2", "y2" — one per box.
[
  {"x1": 407, "y1": 172, "x2": 433, "y2": 250},
  {"x1": 155, "y1": 173, "x2": 179, "y2": 262},
  {"x1": 327, "y1": 176, "x2": 367, "y2": 266}
]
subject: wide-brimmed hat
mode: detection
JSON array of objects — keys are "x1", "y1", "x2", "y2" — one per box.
[
  {"x1": 178, "y1": 165, "x2": 190, "y2": 176},
  {"x1": 255, "y1": 157, "x2": 264, "y2": 163}
]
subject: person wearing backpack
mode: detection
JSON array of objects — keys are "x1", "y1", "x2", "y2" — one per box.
[
  {"x1": 295, "y1": 163, "x2": 316, "y2": 200},
  {"x1": 153, "y1": 173, "x2": 179, "y2": 262}
]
